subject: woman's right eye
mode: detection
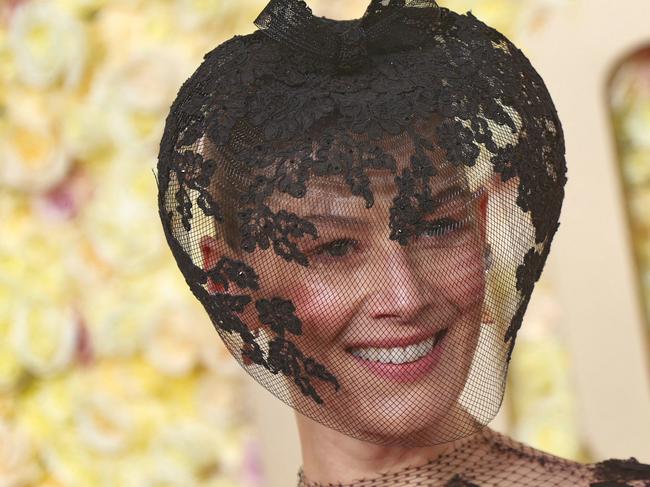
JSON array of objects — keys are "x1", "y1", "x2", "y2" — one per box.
[{"x1": 308, "y1": 238, "x2": 359, "y2": 259}]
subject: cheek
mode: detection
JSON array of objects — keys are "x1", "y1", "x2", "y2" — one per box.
[
  {"x1": 249, "y1": 252, "x2": 361, "y2": 343},
  {"x1": 291, "y1": 279, "x2": 359, "y2": 342},
  {"x1": 425, "y1": 245, "x2": 486, "y2": 309}
]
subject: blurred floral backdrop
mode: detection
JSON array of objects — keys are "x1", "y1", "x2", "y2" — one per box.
[
  {"x1": 609, "y1": 47, "x2": 650, "y2": 348},
  {"x1": 0, "y1": 0, "x2": 585, "y2": 486}
]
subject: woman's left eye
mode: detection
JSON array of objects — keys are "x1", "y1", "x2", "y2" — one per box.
[{"x1": 419, "y1": 217, "x2": 462, "y2": 238}]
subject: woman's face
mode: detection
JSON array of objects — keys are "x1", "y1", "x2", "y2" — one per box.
[{"x1": 202, "y1": 152, "x2": 489, "y2": 444}]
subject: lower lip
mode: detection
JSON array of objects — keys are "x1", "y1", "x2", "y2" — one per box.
[{"x1": 347, "y1": 332, "x2": 447, "y2": 383}]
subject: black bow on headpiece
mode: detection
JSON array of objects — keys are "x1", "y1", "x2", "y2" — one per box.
[{"x1": 253, "y1": 0, "x2": 442, "y2": 72}]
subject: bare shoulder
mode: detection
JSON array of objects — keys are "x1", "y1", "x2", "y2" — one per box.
[{"x1": 477, "y1": 428, "x2": 650, "y2": 487}]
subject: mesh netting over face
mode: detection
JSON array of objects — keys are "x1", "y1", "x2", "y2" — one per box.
[{"x1": 155, "y1": 0, "x2": 567, "y2": 447}]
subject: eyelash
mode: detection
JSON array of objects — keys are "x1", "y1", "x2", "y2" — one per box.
[{"x1": 307, "y1": 217, "x2": 464, "y2": 261}]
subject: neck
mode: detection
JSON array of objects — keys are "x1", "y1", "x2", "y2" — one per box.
[{"x1": 294, "y1": 410, "x2": 485, "y2": 485}]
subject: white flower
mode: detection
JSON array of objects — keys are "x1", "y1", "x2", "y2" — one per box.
[
  {"x1": 8, "y1": 1, "x2": 87, "y2": 90},
  {"x1": 1, "y1": 212, "x2": 79, "y2": 377},
  {"x1": 56, "y1": 0, "x2": 113, "y2": 17},
  {"x1": 0, "y1": 285, "x2": 24, "y2": 393},
  {"x1": 631, "y1": 190, "x2": 650, "y2": 226},
  {"x1": 152, "y1": 274, "x2": 246, "y2": 379},
  {"x1": 0, "y1": 418, "x2": 42, "y2": 487},
  {"x1": 513, "y1": 396, "x2": 582, "y2": 458},
  {"x1": 73, "y1": 391, "x2": 135, "y2": 454},
  {"x1": 80, "y1": 157, "x2": 165, "y2": 273},
  {"x1": 80, "y1": 277, "x2": 159, "y2": 359},
  {"x1": 0, "y1": 88, "x2": 72, "y2": 193},
  {"x1": 89, "y1": 45, "x2": 192, "y2": 155},
  {"x1": 148, "y1": 419, "x2": 221, "y2": 471},
  {"x1": 60, "y1": 99, "x2": 112, "y2": 162},
  {"x1": 0, "y1": 341, "x2": 23, "y2": 394},
  {"x1": 9, "y1": 302, "x2": 78, "y2": 378},
  {"x1": 198, "y1": 327, "x2": 244, "y2": 377},
  {"x1": 121, "y1": 457, "x2": 197, "y2": 487},
  {"x1": 622, "y1": 149, "x2": 650, "y2": 186},
  {"x1": 143, "y1": 301, "x2": 203, "y2": 376},
  {"x1": 195, "y1": 373, "x2": 243, "y2": 428},
  {"x1": 512, "y1": 0, "x2": 573, "y2": 38},
  {"x1": 623, "y1": 103, "x2": 650, "y2": 148},
  {"x1": 172, "y1": 0, "x2": 240, "y2": 31}
]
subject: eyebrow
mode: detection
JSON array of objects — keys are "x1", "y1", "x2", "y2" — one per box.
[{"x1": 299, "y1": 184, "x2": 470, "y2": 226}]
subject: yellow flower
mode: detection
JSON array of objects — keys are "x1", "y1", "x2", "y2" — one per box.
[
  {"x1": 0, "y1": 205, "x2": 80, "y2": 379},
  {"x1": 148, "y1": 419, "x2": 225, "y2": 474},
  {"x1": 0, "y1": 293, "x2": 24, "y2": 393},
  {"x1": 73, "y1": 391, "x2": 135, "y2": 454},
  {"x1": 31, "y1": 475, "x2": 64, "y2": 487},
  {"x1": 623, "y1": 101, "x2": 650, "y2": 148},
  {"x1": 17, "y1": 358, "x2": 165, "y2": 486},
  {"x1": 622, "y1": 149, "x2": 650, "y2": 186},
  {"x1": 630, "y1": 189, "x2": 650, "y2": 227},
  {"x1": 172, "y1": 0, "x2": 245, "y2": 31},
  {"x1": 204, "y1": 479, "x2": 249, "y2": 487},
  {"x1": 143, "y1": 300, "x2": 204, "y2": 377},
  {"x1": 120, "y1": 458, "x2": 197, "y2": 487},
  {"x1": 88, "y1": 44, "x2": 193, "y2": 155},
  {"x1": 9, "y1": 303, "x2": 78, "y2": 379},
  {"x1": 79, "y1": 275, "x2": 159, "y2": 359},
  {"x1": 507, "y1": 288, "x2": 583, "y2": 459},
  {"x1": 92, "y1": 2, "x2": 175, "y2": 59},
  {"x1": 56, "y1": 0, "x2": 113, "y2": 19},
  {"x1": 7, "y1": 1, "x2": 87, "y2": 90},
  {"x1": 60, "y1": 96, "x2": 112, "y2": 162},
  {"x1": 197, "y1": 317, "x2": 244, "y2": 377},
  {"x1": 0, "y1": 28, "x2": 16, "y2": 92},
  {"x1": 80, "y1": 158, "x2": 165, "y2": 273},
  {"x1": 513, "y1": 396, "x2": 582, "y2": 459},
  {"x1": 0, "y1": 418, "x2": 43, "y2": 487},
  {"x1": 0, "y1": 86, "x2": 71, "y2": 193},
  {"x1": 15, "y1": 352, "x2": 249, "y2": 485},
  {"x1": 195, "y1": 373, "x2": 246, "y2": 429},
  {"x1": 0, "y1": 392, "x2": 17, "y2": 419}
]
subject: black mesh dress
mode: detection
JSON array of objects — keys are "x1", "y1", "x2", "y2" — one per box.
[
  {"x1": 154, "y1": 0, "x2": 650, "y2": 485},
  {"x1": 296, "y1": 428, "x2": 650, "y2": 486}
]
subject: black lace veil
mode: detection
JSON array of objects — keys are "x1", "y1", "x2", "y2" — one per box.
[{"x1": 155, "y1": 0, "x2": 566, "y2": 447}]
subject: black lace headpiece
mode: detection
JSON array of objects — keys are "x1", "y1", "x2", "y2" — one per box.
[{"x1": 156, "y1": 0, "x2": 566, "y2": 446}]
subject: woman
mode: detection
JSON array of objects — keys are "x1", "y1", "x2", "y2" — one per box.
[{"x1": 156, "y1": 0, "x2": 650, "y2": 484}]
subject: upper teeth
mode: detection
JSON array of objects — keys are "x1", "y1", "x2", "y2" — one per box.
[{"x1": 349, "y1": 335, "x2": 439, "y2": 364}]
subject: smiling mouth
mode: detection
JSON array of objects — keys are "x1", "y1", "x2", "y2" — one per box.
[{"x1": 345, "y1": 328, "x2": 449, "y2": 365}]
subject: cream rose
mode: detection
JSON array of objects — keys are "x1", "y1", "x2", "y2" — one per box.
[
  {"x1": 80, "y1": 159, "x2": 165, "y2": 273},
  {"x1": 73, "y1": 391, "x2": 135, "y2": 454},
  {"x1": 195, "y1": 373, "x2": 244, "y2": 429},
  {"x1": 7, "y1": 1, "x2": 87, "y2": 90},
  {"x1": 143, "y1": 301, "x2": 203, "y2": 376},
  {"x1": 0, "y1": 87, "x2": 72, "y2": 193},
  {"x1": 0, "y1": 288, "x2": 24, "y2": 393},
  {"x1": 0, "y1": 418, "x2": 43, "y2": 487},
  {"x1": 10, "y1": 303, "x2": 78, "y2": 379},
  {"x1": 79, "y1": 276, "x2": 158, "y2": 359},
  {"x1": 89, "y1": 45, "x2": 192, "y2": 155}
]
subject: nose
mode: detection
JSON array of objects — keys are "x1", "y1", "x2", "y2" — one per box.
[{"x1": 366, "y1": 244, "x2": 430, "y2": 322}]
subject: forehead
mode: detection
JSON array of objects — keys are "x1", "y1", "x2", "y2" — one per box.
[
  {"x1": 266, "y1": 118, "x2": 468, "y2": 214},
  {"x1": 273, "y1": 167, "x2": 469, "y2": 218}
]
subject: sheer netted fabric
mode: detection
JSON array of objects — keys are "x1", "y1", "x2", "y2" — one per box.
[
  {"x1": 296, "y1": 428, "x2": 650, "y2": 486},
  {"x1": 156, "y1": 0, "x2": 566, "y2": 446}
]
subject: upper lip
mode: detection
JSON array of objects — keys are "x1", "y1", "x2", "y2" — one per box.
[{"x1": 345, "y1": 328, "x2": 448, "y2": 350}]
